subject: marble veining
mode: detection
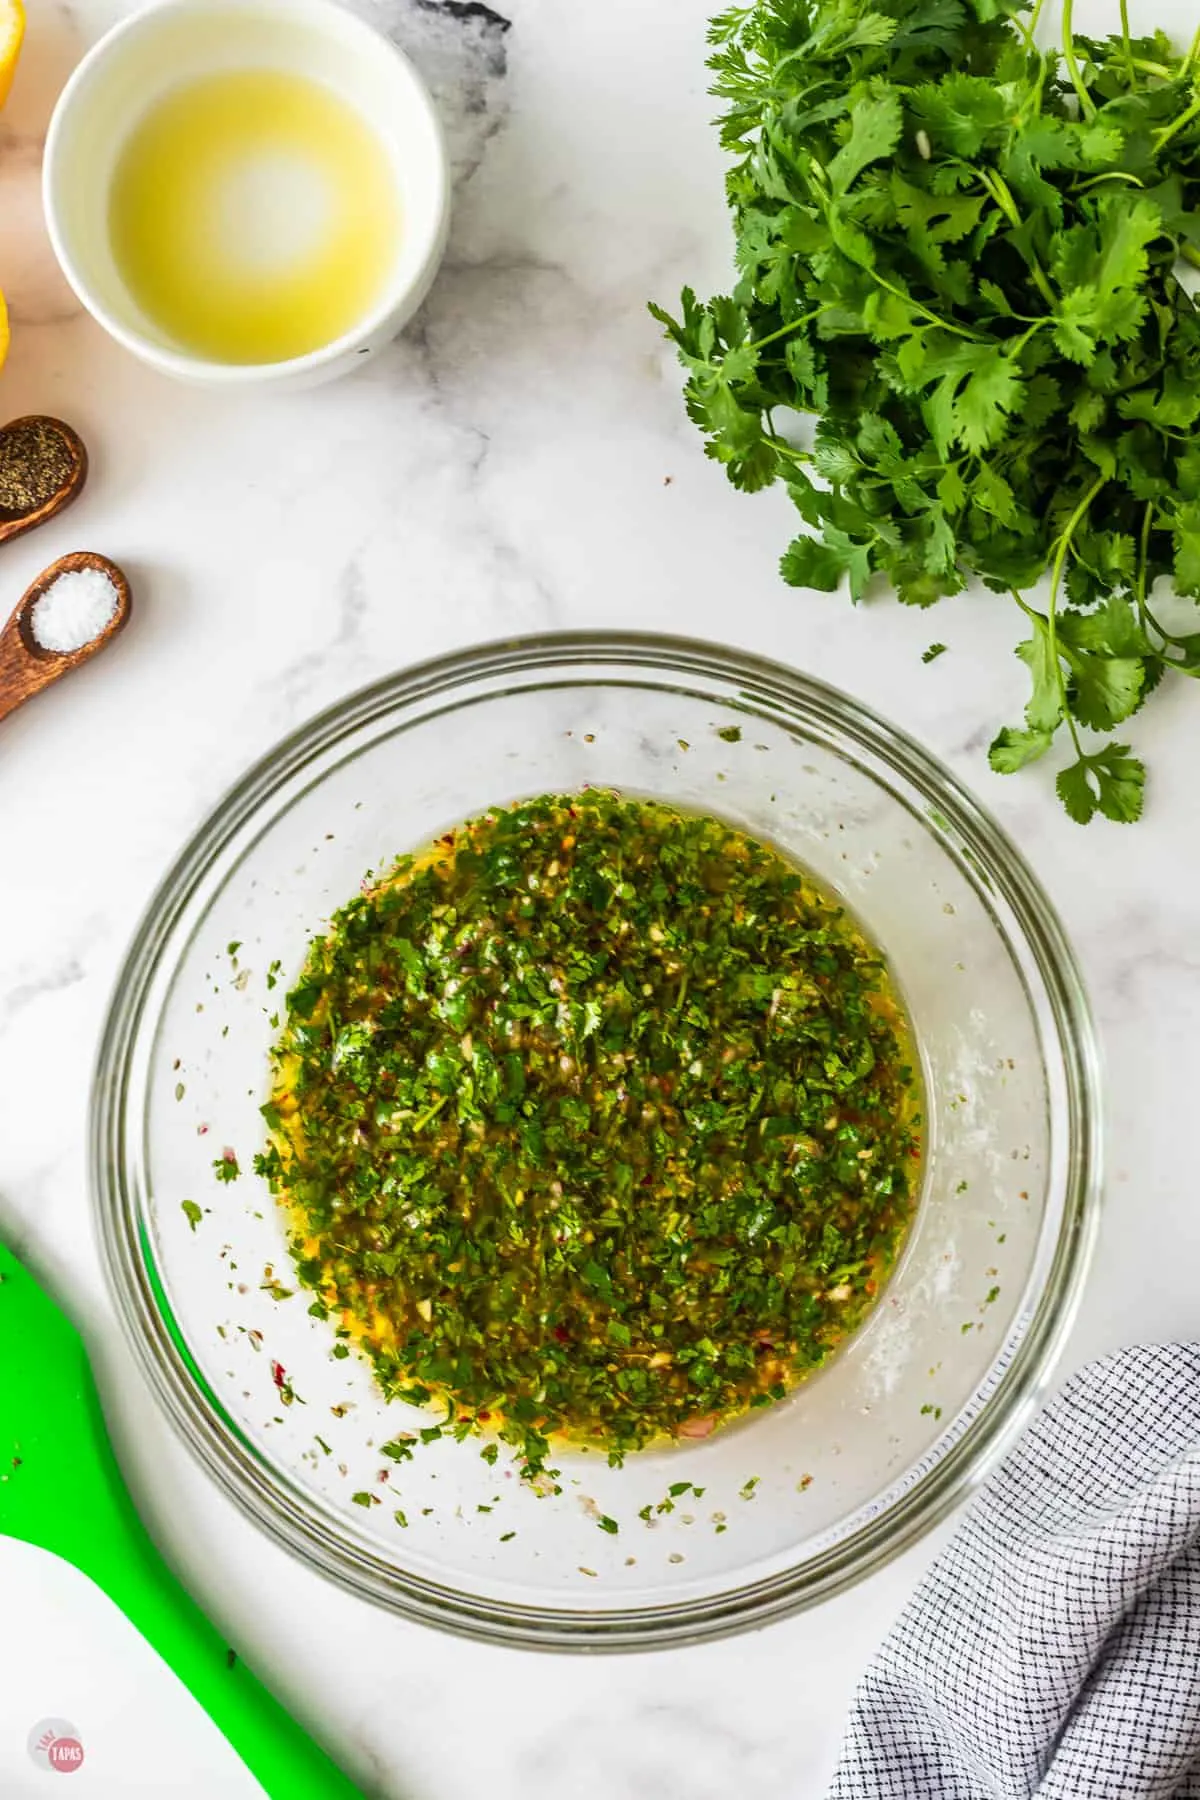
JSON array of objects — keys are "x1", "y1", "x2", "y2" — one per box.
[{"x1": 366, "y1": 0, "x2": 511, "y2": 187}]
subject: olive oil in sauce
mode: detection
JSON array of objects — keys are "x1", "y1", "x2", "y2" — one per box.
[
  {"x1": 260, "y1": 793, "x2": 924, "y2": 1474},
  {"x1": 108, "y1": 69, "x2": 400, "y2": 364}
]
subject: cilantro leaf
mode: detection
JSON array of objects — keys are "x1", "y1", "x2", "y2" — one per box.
[
  {"x1": 1016, "y1": 621, "x2": 1064, "y2": 734},
  {"x1": 989, "y1": 726, "x2": 1054, "y2": 773},
  {"x1": 780, "y1": 535, "x2": 846, "y2": 591},
  {"x1": 828, "y1": 87, "x2": 903, "y2": 195},
  {"x1": 1067, "y1": 655, "x2": 1145, "y2": 731},
  {"x1": 1056, "y1": 744, "x2": 1146, "y2": 824},
  {"x1": 1172, "y1": 502, "x2": 1200, "y2": 598},
  {"x1": 952, "y1": 355, "x2": 1024, "y2": 455}
]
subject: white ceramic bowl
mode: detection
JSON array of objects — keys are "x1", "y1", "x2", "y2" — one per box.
[{"x1": 43, "y1": 0, "x2": 450, "y2": 388}]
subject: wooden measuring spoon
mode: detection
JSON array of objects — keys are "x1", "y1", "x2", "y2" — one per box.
[
  {"x1": 0, "y1": 552, "x2": 131, "y2": 724},
  {"x1": 0, "y1": 417, "x2": 88, "y2": 547}
]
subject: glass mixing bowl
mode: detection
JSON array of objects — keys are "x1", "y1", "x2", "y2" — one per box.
[{"x1": 92, "y1": 634, "x2": 1099, "y2": 1649}]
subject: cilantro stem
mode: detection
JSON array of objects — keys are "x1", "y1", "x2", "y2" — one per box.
[
  {"x1": 1050, "y1": 477, "x2": 1107, "y2": 596},
  {"x1": 1061, "y1": 0, "x2": 1097, "y2": 119},
  {"x1": 977, "y1": 170, "x2": 1057, "y2": 307},
  {"x1": 1181, "y1": 22, "x2": 1200, "y2": 78},
  {"x1": 869, "y1": 272, "x2": 984, "y2": 342},
  {"x1": 1021, "y1": 56, "x2": 1051, "y2": 127},
  {"x1": 1009, "y1": 321, "x2": 1049, "y2": 356},
  {"x1": 810, "y1": 180, "x2": 986, "y2": 343},
  {"x1": 1010, "y1": 472, "x2": 1107, "y2": 758},
  {"x1": 412, "y1": 1093, "x2": 450, "y2": 1133},
  {"x1": 1134, "y1": 501, "x2": 1156, "y2": 638},
  {"x1": 1071, "y1": 171, "x2": 1145, "y2": 194},
  {"x1": 764, "y1": 433, "x2": 814, "y2": 464},
  {"x1": 976, "y1": 169, "x2": 1019, "y2": 231},
  {"x1": 1153, "y1": 91, "x2": 1200, "y2": 151},
  {"x1": 749, "y1": 306, "x2": 829, "y2": 352},
  {"x1": 1003, "y1": 0, "x2": 1047, "y2": 62},
  {"x1": 1118, "y1": 0, "x2": 1134, "y2": 83},
  {"x1": 1048, "y1": 474, "x2": 1108, "y2": 751}
]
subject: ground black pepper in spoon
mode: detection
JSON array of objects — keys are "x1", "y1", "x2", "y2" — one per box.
[{"x1": 0, "y1": 417, "x2": 88, "y2": 547}]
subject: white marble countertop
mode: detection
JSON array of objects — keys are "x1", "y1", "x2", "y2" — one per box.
[{"x1": 3, "y1": 0, "x2": 1200, "y2": 1794}]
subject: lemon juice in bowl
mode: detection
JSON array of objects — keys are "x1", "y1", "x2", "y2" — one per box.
[{"x1": 108, "y1": 66, "x2": 401, "y2": 365}]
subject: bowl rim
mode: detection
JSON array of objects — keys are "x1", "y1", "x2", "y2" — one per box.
[
  {"x1": 90, "y1": 631, "x2": 1101, "y2": 1649},
  {"x1": 42, "y1": 0, "x2": 450, "y2": 386}
]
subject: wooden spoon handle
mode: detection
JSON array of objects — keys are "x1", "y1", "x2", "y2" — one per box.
[
  {"x1": 0, "y1": 553, "x2": 132, "y2": 724},
  {"x1": 0, "y1": 621, "x2": 41, "y2": 722}
]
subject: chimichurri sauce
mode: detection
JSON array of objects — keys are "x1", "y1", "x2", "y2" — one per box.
[{"x1": 257, "y1": 792, "x2": 922, "y2": 1474}]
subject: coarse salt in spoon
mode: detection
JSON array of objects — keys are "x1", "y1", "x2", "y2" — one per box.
[
  {"x1": 0, "y1": 551, "x2": 131, "y2": 723},
  {"x1": 0, "y1": 416, "x2": 88, "y2": 546}
]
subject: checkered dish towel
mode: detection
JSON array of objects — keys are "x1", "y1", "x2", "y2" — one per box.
[{"x1": 829, "y1": 1346, "x2": 1200, "y2": 1800}]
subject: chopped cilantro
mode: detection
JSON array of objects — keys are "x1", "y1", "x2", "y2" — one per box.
[{"x1": 260, "y1": 793, "x2": 920, "y2": 1476}]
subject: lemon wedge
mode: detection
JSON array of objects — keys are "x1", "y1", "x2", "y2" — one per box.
[
  {"x1": 0, "y1": 0, "x2": 22, "y2": 376},
  {"x1": 0, "y1": 0, "x2": 24, "y2": 109}
]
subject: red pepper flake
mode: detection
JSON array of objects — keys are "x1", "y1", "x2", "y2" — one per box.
[{"x1": 271, "y1": 1360, "x2": 288, "y2": 1391}]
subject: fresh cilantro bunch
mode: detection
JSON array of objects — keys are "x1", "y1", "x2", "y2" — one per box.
[{"x1": 652, "y1": 0, "x2": 1200, "y2": 822}]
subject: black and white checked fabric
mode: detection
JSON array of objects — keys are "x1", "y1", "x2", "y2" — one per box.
[{"x1": 830, "y1": 1347, "x2": 1200, "y2": 1799}]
